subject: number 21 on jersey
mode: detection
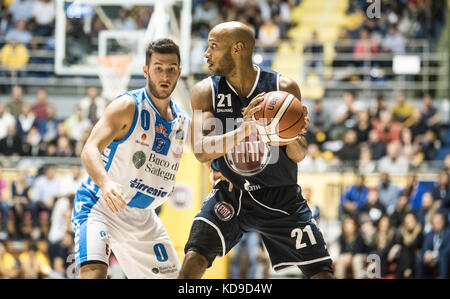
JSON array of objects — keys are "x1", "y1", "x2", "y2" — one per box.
[{"x1": 291, "y1": 225, "x2": 317, "y2": 250}]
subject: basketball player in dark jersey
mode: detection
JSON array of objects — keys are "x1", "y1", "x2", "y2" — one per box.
[{"x1": 179, "y1": 22, "x2": 334, "y2": 279}]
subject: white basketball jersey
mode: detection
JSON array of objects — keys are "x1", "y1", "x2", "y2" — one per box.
[{"x1": 74, "y1": 87, "x2": 190, "y2": 219}]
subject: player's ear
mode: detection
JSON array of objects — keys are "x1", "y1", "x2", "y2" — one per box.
[
  {"x1": 142, "y1": 65, "x2": 149, "y2": 79},
  {"x1": 233, "y1": 42, "x2": 244, "y2": 54}
]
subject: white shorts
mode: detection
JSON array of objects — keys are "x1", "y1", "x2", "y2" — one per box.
[{"x1": 73, "y1": 198, "x2": 180, "y2": 279}]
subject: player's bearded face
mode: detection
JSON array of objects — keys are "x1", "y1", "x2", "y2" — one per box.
[
  {"x1": 211, "y1": 49, "x2": 235, "y2": 76},
  {"x1": 145, "y1": 54, "x2": 181, "y2": 100}
]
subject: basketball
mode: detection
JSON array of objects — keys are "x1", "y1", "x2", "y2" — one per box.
[{"x1": 253, "y1": 91, "x2": 306, "y2": 145}]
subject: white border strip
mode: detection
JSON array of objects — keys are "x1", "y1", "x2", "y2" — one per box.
[
  {"x1": 236, "y1": 190, "x2": 243, "y2": 216},
  {"x1": 247, "y1": 191, "x2": 290, "y2": 215},
  {"x1": 193, "y1": 217, "x2": 226, "y2": 257},
  {"x1": 209, "y1": 77, "x2": 216, "y2": 111},
  {"x1": 245, "y1": 65, "x2": 261, "y2": 98},
  {"x1": 272, "y1": 256, "x2": 332, "y2": 271}
]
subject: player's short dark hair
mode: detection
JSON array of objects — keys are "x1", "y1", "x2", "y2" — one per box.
[{"x1": 145, "y1": 38, "x2": 180, "y2": 65}]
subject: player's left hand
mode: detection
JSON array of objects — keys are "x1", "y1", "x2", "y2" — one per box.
[{"x1": 210, "y1": 170, "x2": 233, "y2": 192}]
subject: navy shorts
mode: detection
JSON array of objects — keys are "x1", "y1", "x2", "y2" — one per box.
[{"x1": 184, "y1": 181, "x2": 333, "y2": 277}]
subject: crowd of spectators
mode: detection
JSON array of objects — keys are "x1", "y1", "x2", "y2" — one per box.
[
  {"x1": 0, "y1": 163, "x2": 79, "y2": 278},
  {"x1": 301, "y1": 90, "x2": 446, "y2": 174},
  {"x1": 328, "y1": 0, "x2": 448, "y2": 82},
  {"x1": 0, "y1": 85, "x2": 105, "y2": 159},
  {"x1": 336, "y1": 169, "x2": 450, "y2": 278}
]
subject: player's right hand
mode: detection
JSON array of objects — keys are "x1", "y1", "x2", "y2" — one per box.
[
  {"x1": 241, "y1": 92, "x2": 265, "y2": 136},
  {"x1": 101, "y1": 181, "x2": 127, "y2": 214}
]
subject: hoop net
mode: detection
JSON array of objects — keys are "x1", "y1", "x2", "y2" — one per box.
[{"x1": 96, "y1": 56, "x2": 132, "y2": 100}]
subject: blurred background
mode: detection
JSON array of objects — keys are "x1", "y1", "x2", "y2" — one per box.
[{"x1": 0, "y1": 0, "x2": 449, "y2": 279}]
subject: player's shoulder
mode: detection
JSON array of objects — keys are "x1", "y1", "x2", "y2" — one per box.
[
  {"x1": 277, "y1": 75, "x2": 301, "y2": 99},
  {"x1": 103, "y1": 93, "x2": 136, "y2": 120},
  {"x1": 190, "y1": 77, "x2": 214, "y2": 110}
]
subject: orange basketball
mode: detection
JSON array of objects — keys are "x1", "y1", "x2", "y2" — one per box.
[{"x1": 253, "y1": 91, "x2": 306, "y2": 145}]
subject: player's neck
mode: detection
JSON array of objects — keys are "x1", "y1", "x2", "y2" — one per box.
[
  {"x1": 225, "y1": 64, "x2": 258, "y2": 98},
  {"x1": 147, "y1": 88, "x2": 173, "y2": 121}
]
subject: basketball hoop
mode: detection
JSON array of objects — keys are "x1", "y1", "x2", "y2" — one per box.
[{"x1": 96, "y1": 56, "x2": 132, "y2": 101}]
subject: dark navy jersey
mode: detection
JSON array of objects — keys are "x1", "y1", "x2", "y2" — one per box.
[{"x1": 209, "y1": 66, "x2": 298, "y2": 190}]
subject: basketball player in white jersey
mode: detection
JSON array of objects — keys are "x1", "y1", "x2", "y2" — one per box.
[{"x1": 72, "y1": 39, "x2": 190, "y2": 278}]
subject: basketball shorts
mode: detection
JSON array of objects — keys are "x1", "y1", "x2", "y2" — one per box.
[
  {"x1": 184, "y1": 181, "x2": 333, "y2": 278},
  {"x1": 72, "y1": 188, "x2": 180, "y2": 278}
]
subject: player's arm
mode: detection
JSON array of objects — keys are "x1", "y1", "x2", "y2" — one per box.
[
  {"x1": 80, "y1": 95, "x2": 133, "y2": 213},
  {"x1": 279, "y1": 76, "x2": 309, "y2": 163},
  {"x1": 190, "y1": 78, "x2": 263, "y2": 163}
]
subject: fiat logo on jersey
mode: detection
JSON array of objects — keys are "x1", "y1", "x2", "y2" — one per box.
[
  {"x1": 214, "y1": 201, "x2": 234, "y2": 222},
  {"x1": 224, "y1": 131, "x2": 271, "y2": 176},
  {"x1": 141, "y1": 133, "x2": 147, "y2": 141}
]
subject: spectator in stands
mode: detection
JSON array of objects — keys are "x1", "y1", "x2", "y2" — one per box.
[
  {"x1": 399, "y1": 127, "x2": 420, "y2": 161},
  {"x1": 64, "y1": 105, "x2": 91, "y2": 143},
  {"x1": 79, "y1": 87, "x2": 106, "y2": 125},
  {"x1": 8, "y1": 0, "x2": 34, "y2": 23},
  {"x1": 307, "y1": 99, "x2": 331, "y2": 145},
  {"x1": 377, "y1": 172, "x2": 400, "y2": 215},
  {"x1": 10, "y1": 168, "x2": 33, "y2": 239},
  {"x1": 420, "y1": 129, "x2": 438, "y2": 161},
  {"x1": 6, "y1": 85, "x2": 24, "y2": 119},
  {"x1": 382, "y1": 25, "x2": 406, "y2": 55},
  {"x1": 114, "y1": 8, "x2": 137, "y2": 31},
  {"x1": 302, "y1": 186, "x2": 321, "y2": 223},
  {"x1": 367, "y1": 129, "x2": 387, "y2": 160},
  {"x1": 353, "y1": 28, "x2": 379, "y2": 68},
  {"x1": 258, "y1": 18, "x2": 281, "y2": 53},
  {"x1": 0, "y1": 103, "x2": 16, "y2": 140},
  {"x1": 0, "y1": 241, "x2": 20, "y2": 278},
  {"x1": 33, "y1": 0, "x2": 56, "y2": 36},
  {"x1": 333, "y1": 27, "x2": 354, "y2": 69},
  {"x1": 390, "y1": 193, "x2": 412, "y2": 229},
  {"x1": 5, "y1": 19, "x2": 32, "y2": 45},
  {"x1": 16, "y1": 103, "x2": 35, "y2": 141},
  {"x1": 298, "y1": 144, "x2": 327, "y2": 173},
  {"x1": 389, "y1": 212, "x2": 423, "y2": 278},
  {"x1": 357, "y1": 145, "x2": 376, "y2": 174},
  {"x1": 391, "y1": 92, "x2": 414, "y2": 126},
  {"x1": 371, "y1": 215, "x2": 395, "y2": 277},
  {"x1": 336, "y1": 129, "x2": 361, "y2": 169},
  {"x1": 48, "y1": 191, "x2": 73, "y2": 262},
  {"x1": 432, "y1": 170, "x2": 450, "y2": 217},
  {"x1": 0, "y1": 39, "x2": 30, "y2": 78},
  {"x1": 421, "y1": 93, "x2": 440, "y2": 134},
  {"x1": 369, "y1": 93, "x2": 388, "y2": 121},
  {"x1": 21, "y1": 126, "x2": 46, "y2": 157},
  {"x1": 30, "y1": 164, "x2": 60, "y2": 230},
  {"x1": 402, "y1": 171, "x2": 419, "y2": 202},
  {"x1": 341, "y1": 174, "x2": 369, "y2": 217},
  {"x1": 0, "y1": 124, "x2": 22, "y2": 156},
  {"x1": 50, "y1": 231, "x2": 74, "y2": 278},
  {"x1": 378, "y1": 141, "x2": 409, "y2": 175},
  {"x1": 193, "y1": 0, "x2": 220, "y2": 34},
  {"x1": 355, "y1": 109, "x2": 372, "y2": 143},
  {"x1": 54, "y1": 135, "x2": 75, "y2": 157},
  {"x1": 31, "y1": 89, "x2": 49, "y2": 123},
  {"x1": 303, "y1": 31, "x2": 324, "y2": 77},
  {"x1": 335, "y1": 216, "x2": 368, "y2": 278},
  {"x1": 409, "y1": 108, "x2": 427, "y2": 141},
  {"x1": 19, "y1": 241, "x2": 52, "y2": 278},
  {"x1": 358, "y1": 187, "x2": 387, "y2": 226},
  {"x1": 373, "y1": 110, "x2": 402, "y2": 145},
  {"x1": 418, "y1": 213, "x2": 450, "y2": 278},
  {"x1": 230, "y1": 232, "x2": 260, "y2": 279},
  {"x1": 417, "y1": 192, "x2": 440, "y2": 235},
  {"x1": 331, "y1": 91, "x2": 363, "y2": 140},
  {"x1": 38, "y1": 103, "x2": 60, "y2": 144}
]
